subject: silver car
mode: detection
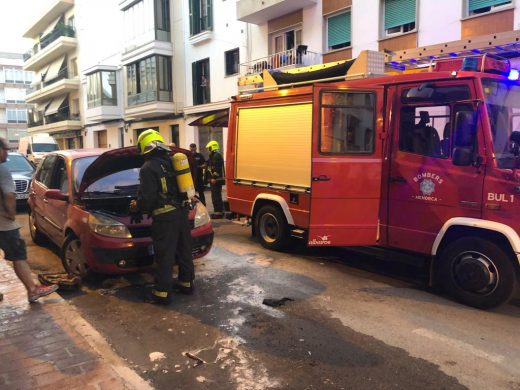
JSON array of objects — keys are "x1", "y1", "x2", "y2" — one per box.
[{"x1": 5, "y1": 152, "x2": 36, "y2": 205}]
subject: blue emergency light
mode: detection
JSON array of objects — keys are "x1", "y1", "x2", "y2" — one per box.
[{"x1": 508, "y1": 69, "x2": 520, "y2": 81}]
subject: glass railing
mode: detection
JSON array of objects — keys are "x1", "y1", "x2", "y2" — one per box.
[
  {"x1": 127, "y1": 90, "x2": 172, "y2": 106},
  {"x1": 239, "y1": 47, "x2": 322, "y2": 76}
]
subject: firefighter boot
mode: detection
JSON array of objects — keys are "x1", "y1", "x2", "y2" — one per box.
[
  {"x1": 173, "y1": 280, "x2": 194, "y2": 295},
  {"x1": 144, "y1": 287, "x2": 172, "y2": 305}
]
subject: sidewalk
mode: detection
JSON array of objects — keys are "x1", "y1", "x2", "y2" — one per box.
[{"x1": 0, "y1": 260, "x2": 152, "y2": 390}]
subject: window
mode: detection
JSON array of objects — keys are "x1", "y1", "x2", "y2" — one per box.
[
  {"x1": 320, "y1": 92, "x2": 375, "y2": 154},
  {"x1": 52, "y1": 158, "x2": 69, "y2": 193},
  {"x1": 384, "y1": 0, "x2": 416, "y2": 36},
  {"x1": 155, "y1": 0, "x2": 170, "y2": 41},
  {"x1": 36, "y1": 155, "x2": 57, "y2": 188},
  {"x1": 189, "y1": 0, "x2": 212, "y2": 36},
  {"x1": 6, "y1": 109, "x2": 27, "y2": 123},
  {"x1": 87, "y1": 71, "x2": 117, "y2": 108},
  {"x1": 5, "y1": 88, "x2": 26, "y2": 103},
  {"x1": 272, "y1": 28, "x2": 302, "y2": 54},
  {"x1": 225, "y1": 48, "x2": 239, "y2": 76},
  {"x1": 171, "y1": 124, "x2": 179, "y2": 146},
  {"x1": 399, "y1": 105, "x2": 450, "y2": 158},
  {"x1": 127, "y1": 55, "x2": 172, "y2": 106},
  {"x1": 192, "y1": 58, "x2": 210, "y2": 105},
  {"x1": 327, "y1": 11, "x2": 351, "y2": 51},
  {"x1": 468, "y1": 0, "x2": 511, "y2": 15}
]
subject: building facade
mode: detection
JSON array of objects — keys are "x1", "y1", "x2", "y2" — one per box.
[
  {"x1": 22, "y1": 0, "x2": 82, "y2": 150},
  {"x1": 0, "y1": 53, "x2": 33, "y2": 148}
]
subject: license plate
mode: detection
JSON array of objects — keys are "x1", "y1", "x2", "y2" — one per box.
[
  {"x1": 147, "y1": 245, "x2": 155, "y2": 255},
  {"x1": 16, "y1": 193, "x2": 29, "y2": 200}
]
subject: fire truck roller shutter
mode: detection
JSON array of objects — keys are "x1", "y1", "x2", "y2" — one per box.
[{"x1": 235, "y1": 103, "x2": 312, "y2": 189}]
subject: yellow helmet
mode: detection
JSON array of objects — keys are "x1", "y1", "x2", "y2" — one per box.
[
  {"x1": 206, "y1": 140, "x2": 219, "y2": 152},
  {"x1": 137, "y1": 129, "x2": 165, "y2": 155}
]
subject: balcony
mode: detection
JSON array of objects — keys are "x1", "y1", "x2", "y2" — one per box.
[
  {"x1": 28, "y1": 106, "x2": 81, "y2": 133},
  {"x1": 239, "y1": 47, "x2": 321, "y2": 76},
  {"x1": 23, "y1": 0, "x2": 74, "y2": 38},
  {"x1": 24, "y1": 26, "x2": 77, "y2": 72},
  {"x1": 237, "y1": 0, "x2": 317, "y2": 24},
  {"x1": 125, "y1": 92, "x2": 175, "y2": 120},
  {"x1": 26, "y1": 68, "x2": 80, "y2": 104}
]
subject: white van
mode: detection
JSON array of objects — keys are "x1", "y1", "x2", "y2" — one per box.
[{"x1": 18, "y1": 133, "x2": 59, "y2": 165}]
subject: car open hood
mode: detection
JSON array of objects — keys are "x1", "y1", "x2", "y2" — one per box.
[{"x1": 77, "y1": 146, "x2": 195, "y2": 198}]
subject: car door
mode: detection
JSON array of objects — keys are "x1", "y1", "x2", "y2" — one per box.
[
  {"x1": 31, "y1": 155, "x2": 57, "y2": 237},
  {"x1": 386, "y1": 81, "x2": 485, "y2": 254},
  {"x1": 308, "y1": 86, "x2": 384, "y2": 246},
  {"x1": 44, "y1": 156, "x2": 69, "y2": 243}
]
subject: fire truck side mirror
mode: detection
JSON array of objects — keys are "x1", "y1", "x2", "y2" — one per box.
[
  {"x1": 452, "y1": 147, "x2": 473, "y2": 166},
  {"x1": 406, "y1": 83, "x2": 434, "y2": 99}
]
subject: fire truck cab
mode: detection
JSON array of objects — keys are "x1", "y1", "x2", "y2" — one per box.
[{"x1": 226, "y1": 51, "x2": 520, "y2": 309}]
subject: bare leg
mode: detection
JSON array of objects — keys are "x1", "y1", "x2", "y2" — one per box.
[{"x1": 13, "y1": 260, "x2": 36, "y2": 293}]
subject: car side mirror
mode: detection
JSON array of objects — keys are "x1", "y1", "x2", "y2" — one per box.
[
  {"x1": 45, "y1": 189, "x2": 68, "y2": 202},
  {"x1": 452, "y1": 147, "x2": 473, "y2": 166}
]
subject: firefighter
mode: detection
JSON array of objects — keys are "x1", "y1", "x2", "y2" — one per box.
[
  {"x1": 205, "y1": 140, "x2": 225, "y2": 219},
  {"x1": 130, "y1": 129, "x2": 195, "y2": 304}
]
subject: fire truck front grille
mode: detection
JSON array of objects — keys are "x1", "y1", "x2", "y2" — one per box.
[{"x1": 14, "y1": 179, "x2": 29, "y2": 193}]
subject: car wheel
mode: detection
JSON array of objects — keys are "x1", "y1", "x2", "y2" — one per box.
[
  {"x1": 438, "y1": 237, "x2": 517, "y2": 309},
  {"x1": 61, "y1": 235, "x2": 90, "y2": 278},
  {"x1": 28, "y1": 209, "x2": 46, "y2": 245},
  {"x1": 255, "y1": 205, "x2": 288, "y2": 251}
]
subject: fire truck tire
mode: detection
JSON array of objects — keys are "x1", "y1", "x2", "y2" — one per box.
[
  {"x1": 255, "y1": 205, "x2": 288, "y2": 250},
  {"x1": 439, "y1": 237, "x2": 516, "y2": 309}
]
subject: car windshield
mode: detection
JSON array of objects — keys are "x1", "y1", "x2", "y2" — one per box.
[
  {"x1": 73, "y1": 156, "x2": 140, "y2": 195},
  {"x1": 482, "y1": 79, "x2": 520, "y2": 168},
  {"x1": 5, "y1": 154, "x2": 34, "y2": 172},
  {"x1": 32, "y1": 143, "x2": 58, "y2": 152}
]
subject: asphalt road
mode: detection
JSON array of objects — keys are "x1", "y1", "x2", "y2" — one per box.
[{"x1": 18, "y1": 209, "x2": 520, "y2": 390}]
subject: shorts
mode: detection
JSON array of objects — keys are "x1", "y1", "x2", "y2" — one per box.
[{"x1": 0, "y1": 229, "x2": 27, "y2": 261}]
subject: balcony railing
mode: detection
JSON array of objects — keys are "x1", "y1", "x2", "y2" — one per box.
[
  {"x1": 28, "y1": 106, "x2": 80, "y2": 128},
  {"x1": 24, "y1": 25, "x2": 76, "y2": 61},
  {"x1": 240, "y1": 47, "x2": 321, "y2": 76}
]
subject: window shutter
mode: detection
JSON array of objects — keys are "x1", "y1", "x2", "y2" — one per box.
[
  {"x1": 384, "y1": 0, "x2": 416, "y2": 30},
  {"x1": 207, "y1": 0, "x2": 213, "y2": 30},
  {"x1": 328, "y1": 12, "x2": 351, "y2": 48},
  {"x1": 469, "y1": 0, "x2": 510, "y2": 12}
]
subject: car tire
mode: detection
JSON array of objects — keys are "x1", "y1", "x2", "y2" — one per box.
[
  {"x1": 28, "y1": 209, "x2": 46, "y2": 245},
  {"x1": 255, "y1": 205, "x2": 288, "y2": 251},
  {"x1": 61, "y1": 235, "x2": 90, "y2": 278},
  {"x1": 438, "y1": 237, "x2": 517, "y2": 309}
]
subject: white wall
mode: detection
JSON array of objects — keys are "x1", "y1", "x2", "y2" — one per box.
[
  {"x1": 418, "y1": 0, "x2": 462, "y2": 47},
  {"x1": 184, "y1": 0, "x2": 248, "y2": 105},
  {"x1": 302, "y1": 2, "x2": 322, "y2": 55},
  {"x1": 351, "y1": 0, "x2": 380, "y2": 57}
]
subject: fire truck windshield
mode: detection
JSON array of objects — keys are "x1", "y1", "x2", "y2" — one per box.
[{"x1": 482, "y1": 79, "x2": 520, "y2": 168}]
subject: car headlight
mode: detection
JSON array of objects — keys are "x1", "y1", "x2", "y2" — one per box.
[
  {"x1": 88, "y1": 212, "x2": 132, "y2": 238},
  {"x1": 194, "y1": 202, "x2": 210, "y2": 228}
]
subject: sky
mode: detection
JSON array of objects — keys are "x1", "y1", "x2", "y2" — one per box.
[{"x1": 0, "y1": 0, "x2": 42, "y2": 54}]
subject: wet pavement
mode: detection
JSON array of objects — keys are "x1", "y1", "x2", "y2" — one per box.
[{"x1": 5, "y1": 207, "x2": 520, "y2": 389}]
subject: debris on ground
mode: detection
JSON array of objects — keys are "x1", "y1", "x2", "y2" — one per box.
[
  {"x1": 262, "y1": 297, "x2": 294, "y2": 307},
  {"x1": 184, "y1": 351, "x2": 205, "y2": 367},
  {"x1": 149, "y1": 351, "x2": 166, "y2": 362}
]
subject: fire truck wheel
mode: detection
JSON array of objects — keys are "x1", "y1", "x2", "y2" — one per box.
[
  {"x1": 255, "y1": 205, "x2": 288, "y2": 250},
  {"x1": 439, "y1": 237, "x2": 516, "y2": 309}
]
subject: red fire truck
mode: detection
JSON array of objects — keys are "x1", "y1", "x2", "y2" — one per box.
[{"x1": 226, "y1": 50, "x2": 520, "y2": 309}]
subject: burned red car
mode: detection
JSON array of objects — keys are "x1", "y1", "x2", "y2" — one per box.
[{"x1": 28, "y1": 147, "x2": 214, "y2": 276}]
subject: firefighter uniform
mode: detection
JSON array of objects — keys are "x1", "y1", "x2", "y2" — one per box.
[
  {"x1": 206, "y1": 140, "x2": 225, "y2": 218},
  {"x1": 134, "y1": 130, "x2": 194, "y2": 304}
]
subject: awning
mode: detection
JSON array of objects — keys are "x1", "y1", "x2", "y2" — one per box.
[
  {"x1": 44, "y1": 56, "x2": 66, "y2": 82},
  {"x1": 188, "y1": 109, "x2": 229, "y2": 127},
  {"x1": 45, "y1": 95, "x2": 67, "y2": 116}
]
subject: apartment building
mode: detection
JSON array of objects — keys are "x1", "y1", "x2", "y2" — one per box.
[
  {"x1": 116, "y1": 0, "x2": 185, "y2": 149},
  {"x1": 0, "y1": 53, "x2": 33, "y2": 148},
  {"x1": 183, "y1": 0, "x2": 247, "y2": 159},
  {"x1": 22, "y1": 0, "x2": 82, "y2": 150},
  {"x1": 238, "y1": 0, "x2": 520, "y2": 75},
  {"x1": 79, "y1": 0, "x2": 125, "y2": 149}
]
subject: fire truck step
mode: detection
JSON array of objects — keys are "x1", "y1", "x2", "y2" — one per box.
[{"x1": 290, "y1": 229, "x2": 306, "y2": 239}]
